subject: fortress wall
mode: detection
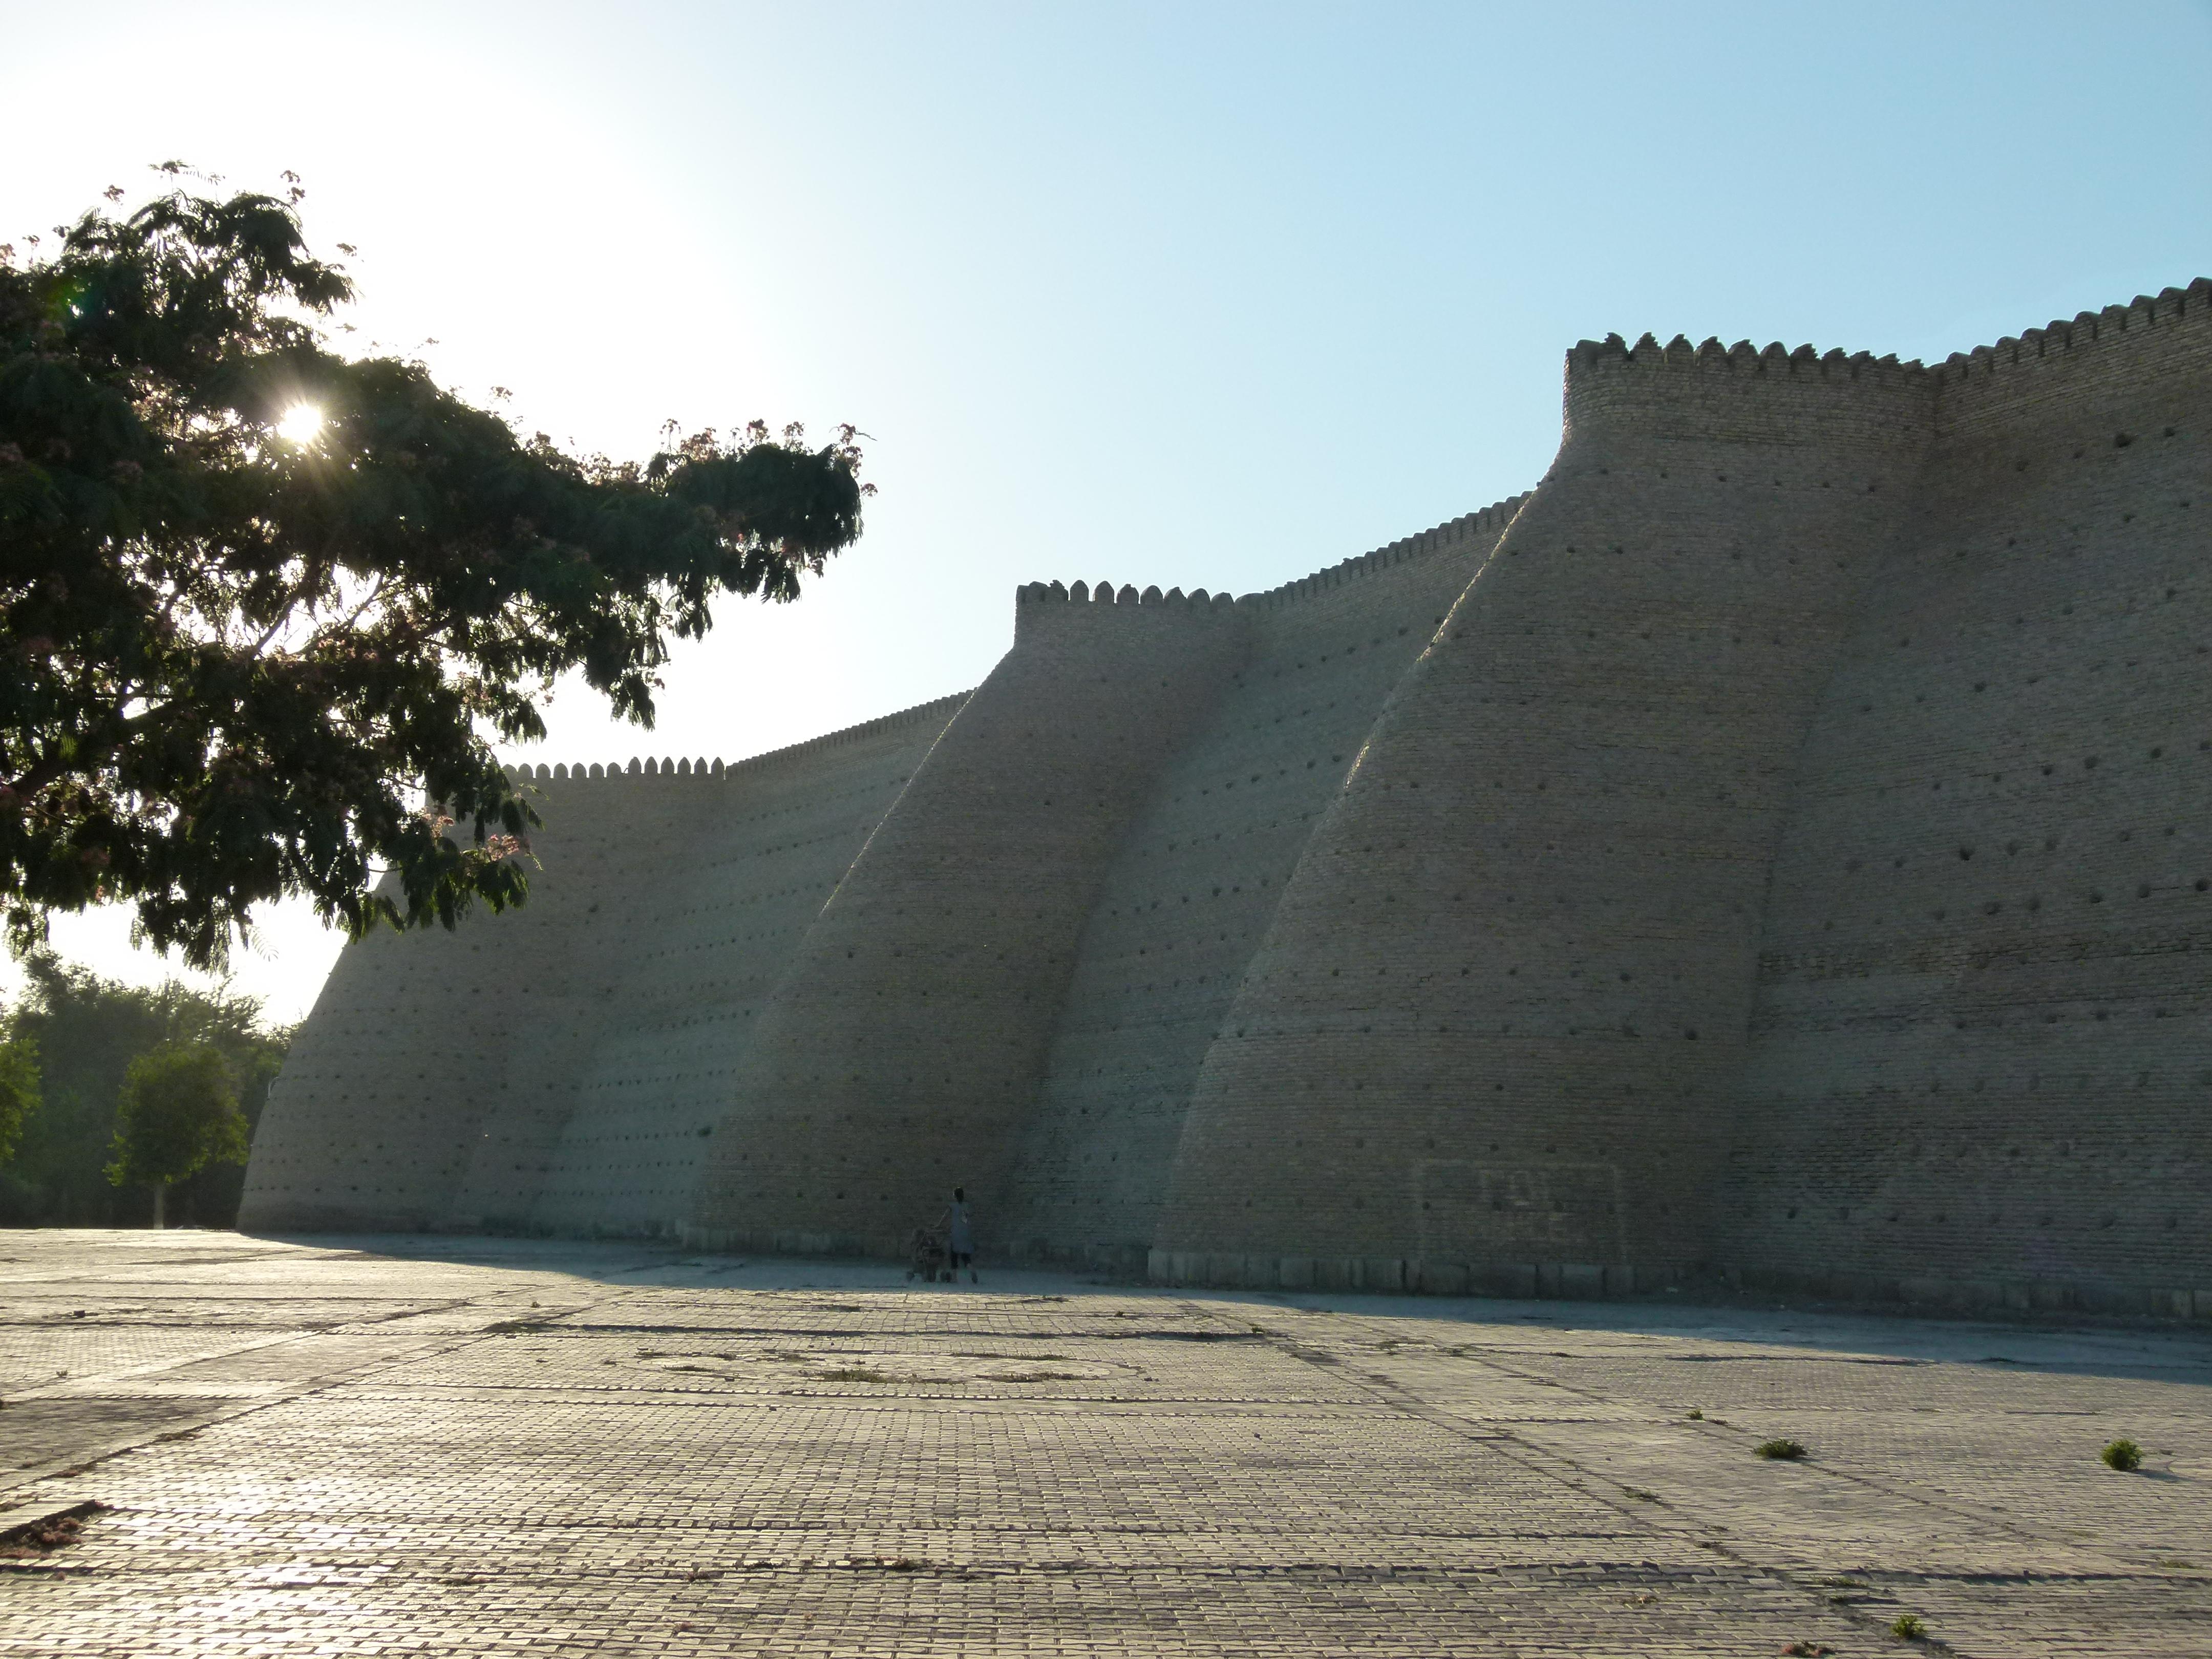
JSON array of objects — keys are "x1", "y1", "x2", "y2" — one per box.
[
  {"x1": 240, "y1": 700, "x2": 964, "y2": 1236},
  {"x1": 240, "y1": 917, "x2": 515, "y2": 1231},
  {"x1": 1719, "y1": 284, "x2": 2212, "y2": 1314},
  {"x1": 517, "y1": 702, "x2": 963, "y2": 1234},
  {"x1": 246, "y1": 279, "x2": 2208, "y2": 1310},
  {"x1": 685, "y1": 585, "x2": 1255, "y2": 1257},
  {"x1": 1001, "y1": 500, "x2": 1527, "y2": 1269},
  {"x1": 441, "y1": 764, "x2": 712, "y2": 1231},
  {"x1": 1151, "y1": 338, "x2": 1936, "y2": 1292},
  {"x1": 238, "y1": 785, "x2": 611, "y2": 1232}
]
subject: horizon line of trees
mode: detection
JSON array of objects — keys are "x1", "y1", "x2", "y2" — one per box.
[{"x1": 0, "y1": 949, "x2": 291, "y2": 1228}]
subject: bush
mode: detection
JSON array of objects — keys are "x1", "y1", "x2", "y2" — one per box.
[
  {"x1": 0, "y1": 952, "x2": 289, "y2": 1226},
  {"x1": 1754, "y1": 1438, "x2": 1808, "y2": 1460},
  {"x1": 1890, "y1": 1613, "x2": 1927, "y2": 1641},
  {"x1": 105, "y1": 1043, "x2": 248, "y2": 1225},
  {"x1": 2101, "y1": 1438, "x2": 2144, "y2": 1472}
]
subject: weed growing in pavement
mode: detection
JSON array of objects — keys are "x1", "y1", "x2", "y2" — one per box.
[
  {"x1": 0, "y1": 1502, "x2": 108, "y2": 1559},
  {"x1": 1754, "y1": 1438, "x2": 1808, "y2": 1460},
  {"x1": 1686, "y1": 1408, "x2": 1703, "y2": 1419},
  {"x1": 1890, "y1": 1612, "x2": 1927, "y2": 1640},
  {"x1": 2101, "y1": 1438, "x2": 2143, "y2": 1471}
]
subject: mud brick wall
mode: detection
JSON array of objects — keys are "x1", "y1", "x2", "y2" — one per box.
[
  {"x1": 1151, "y1": 337, "x2": 1934, "y2": 1291},
  {"x1": 1719, "y1": 286, "x2": 2212, "y2": 1316},
  {"x1": 239, "y1": 698, "x2": 963, "y2": 1234},
  {"x1": 686, "y1": 584, "x2": 1254, "y2": 1258},
  {"x1": 1001, "y1": 500, "x2": 1526, "y2": 1272},
  {"x1": 244, "y1": 279, "x2": 2211, "y2": 1319}
]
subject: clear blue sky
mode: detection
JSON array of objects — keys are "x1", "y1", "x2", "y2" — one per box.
[{"x1": 4, "y1": 1, "x2": 2209, "y2": 1019}]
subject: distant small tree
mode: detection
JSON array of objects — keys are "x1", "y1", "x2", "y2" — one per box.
[
  {"x1": 105, "y1": 1040, "x2": 246, "y2": 1226},
  {"x1": 1, "y1": 949, "x2": 287, "y2": 1225},
  {"x1": 0, "y1": 1029, "x2": 36, "y2": 1164}
]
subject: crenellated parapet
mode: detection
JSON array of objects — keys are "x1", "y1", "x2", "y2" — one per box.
[
  {"x1": 1933, "y1": 279, "x2": 2212, "y2": 443},
  {"x1": 1570, "y1": 330, "x2": 1923, "y2": 381},
  {"x1": 1241, "y1": 494, "x2": 1533, "y2": 611},
  {"x1": 494, "y1": 692, "x2": 972, "y2": 787},
  {"x1": 1563, "y1": 328, "x2": 1932, "y2": 452},
  {"x1": 1938, "y1": 279, "x2": 2212, "y2": 385},
  {"x1": 1012, "y1": 577, "x2": 1246, "y2": 650},
  {"x1": 1017, "y1": 578, "x2": 1239, "y2": 607}
]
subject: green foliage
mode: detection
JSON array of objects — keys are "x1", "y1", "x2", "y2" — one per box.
[
  {"x1": 0, "y1": 1029, "x2": 35, "y2": 1162},
  {"x1": 105, "y1": 1040, "x2": 245, "y2": 1192},
  {"x1": 0, "y1": 171, "x2": 868, "y2": 970},
  {"x1": 0, "y1": 948, "x2": 287, "y2": 1225},
  {"x1": 2101, "y1": 1437, "x2": 2144, "y2": 1472},
  {"x1": 1889, "y1": 1612, "x2": 1927, "y2": 1641},
  {"x1": 1753, "y1": 1438, "x2": 1808, "y2": 1460}
]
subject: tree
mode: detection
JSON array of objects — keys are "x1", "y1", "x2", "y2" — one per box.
[
  {"x1": 0, "y1": 1027, "x2": 36, "y2": 1164},
  {"x1": 0, "y1": 949, "x2": 288, "y2": 1227},
  {"x1": 0, "y1": 168, "x2": 870, "y2": 970},
  {"x1": 105, "y1": 1040, "x2": 247, "y2": 1226}
]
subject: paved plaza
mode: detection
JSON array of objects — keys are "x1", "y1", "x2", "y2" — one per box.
[{"x1": 2, "y1": 1233, "x2": 2208, "y2": 1656}]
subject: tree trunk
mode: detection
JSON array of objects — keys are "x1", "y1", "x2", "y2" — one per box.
[{"x1": 151, "y1": 1184, "x2": 165, "y2": 1229}]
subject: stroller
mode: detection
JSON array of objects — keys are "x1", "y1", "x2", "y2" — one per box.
[{"x1": 905, "y1": 1225, "x2": 953, "y2": 1284}]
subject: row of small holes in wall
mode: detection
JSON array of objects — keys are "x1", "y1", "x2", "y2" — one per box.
[
  {"x1": 1137, "y1": 816, "x2": 1323, "y2": 858},
  {"x1": 1202, "y1": 1017, "x2": 1711, "y2": 1043},
  {"x1": 1813, "y1": 882, "x2": 2212, "y2": 926},
  {"x1": 1107, "y1": 878, "x2": 1287, "y2": 920},
  {"x1": 1258, "y1": 628, "x2": 1422, "y2": 680},
  {"x1": 1115, "y1": 965, "x2": 1254, "y2": 997},
  {"x1": 1770, "y1": 1206, "x2": 2190, "y2": 1231},
  {"x1": 611, "y1": 877, "x2": 840, "y2": 925},
  {"x1": 1169, "y1": 761, "x2": 1344, "y2": 810},
  {"x1": 567, "y1": 765, "x2": 910, "y2": 834},
  {"x1": 1851, "y1": 823, "x2": 2199, "y2": 869},
  {"x1": 1868, "y1": 640, "x2": 2208, "y2": 705},
  {"x1": 1836, "y1": 745, "x2": 2212, "y2": 800},
  {"x1": 690, "y1": 775, "x2": 913, "y2": 839}
]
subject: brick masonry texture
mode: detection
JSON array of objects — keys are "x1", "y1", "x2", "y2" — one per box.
[
  {"x1": 6, "y1": 1232, "x2": 2211, "y2": 1658},
  {"x1": 241, "y1": 282, "x2": 2212, "y2": 1319}
]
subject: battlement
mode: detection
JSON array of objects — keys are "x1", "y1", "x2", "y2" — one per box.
[
  {"x1": 1931, "y1": 278, "x2": 2212, "y2": 442},
  {"x1": 1570, "y1": 331, "x2": 1924, "y2": 383},
  {"x1": 1007, "y1": 493, "x2": 1533, "y2": 630},
  {"x1": 1011, "y1": 576, "x2": 1248, "y2": 646},
  {"x1": 1017, "y1": 579, "x2": 1240, "y2": 608},
  {"x1": 1937, "y1": 278, "x2": 2212, "y2": 385},
  {"x1": 1242, "y1": 493, "x2": 1533, "y2": 611},
  {"x1": 1562, "y1": 327, "x2": 1933, "y2": 449},
  {"x1": 499, "y1": 690, "x2": 971, "y2": 788}
]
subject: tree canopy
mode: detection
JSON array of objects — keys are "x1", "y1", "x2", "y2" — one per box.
[
  {"x1": 0, "y1": 171, "x2": 870, "y2": 969},
  {"x1": 0, "y1": 949, "x2": 287, "y2": 1226},
  {"x1": 0, "y1": 1027, "x2": 35, "y2": 1165},
  {"x1": 106, "y1": 1040, "x2": 248, "y2": 1220}
]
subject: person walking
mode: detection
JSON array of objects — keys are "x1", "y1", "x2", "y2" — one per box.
[{"x1": 942, "y1": 1187, "x2": 977, "y2": 1284}]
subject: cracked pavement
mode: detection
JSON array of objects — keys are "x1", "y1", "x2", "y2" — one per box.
[{"x1": 2, "y1": 1230, "x2": 2207, "y2": 1655}]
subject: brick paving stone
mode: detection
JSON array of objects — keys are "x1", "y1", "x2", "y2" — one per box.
[{"x1": 1, "y1": 1231, "x2": 2207, "y2": 1655}]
